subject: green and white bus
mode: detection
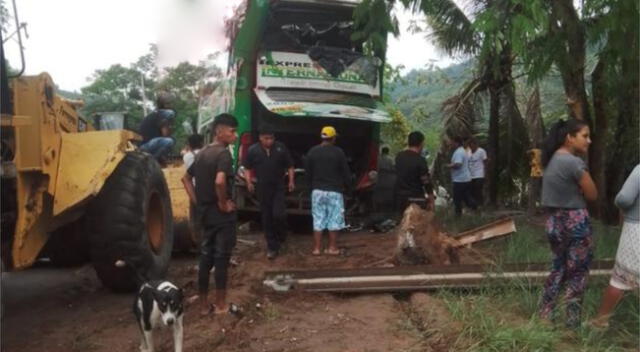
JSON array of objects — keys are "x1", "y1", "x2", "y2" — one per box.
[{"x1": 199, "y1": 0, "x2": 390, "y2": 214}]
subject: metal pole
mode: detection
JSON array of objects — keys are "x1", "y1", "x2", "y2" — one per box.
[
  {"x1": 140, "y1": 72, "x2": 149, "y2": 116},
  {"x1": 264, "y1": 261, "x2": 614, "y2": 293},
  {"x1": 8, "y1": 0, "x2": 25, "y2": 77}
]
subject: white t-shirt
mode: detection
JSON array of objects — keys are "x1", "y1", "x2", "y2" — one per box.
[
  {"x1": 183, "y1": 149, "x2": 200, "y2": 171},
  {"x1": 451, "y1": 146, "x2": 472, "y2": 183},
  {"x1": 468, "y1": 148, "x2": 487, "y2": 179}
]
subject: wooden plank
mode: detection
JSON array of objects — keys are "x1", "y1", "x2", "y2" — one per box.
[{"x1": 453, "y1": 218, "x2": 516, "y2": 247}]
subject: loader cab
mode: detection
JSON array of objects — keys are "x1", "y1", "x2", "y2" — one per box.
[{"x1": 93, "y1": 112, "x2": 130, "y2": 131}]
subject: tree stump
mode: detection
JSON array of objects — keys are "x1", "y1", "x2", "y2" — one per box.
[{"x1": 394, "y1": 204, "x2": 460, "y2": 265}]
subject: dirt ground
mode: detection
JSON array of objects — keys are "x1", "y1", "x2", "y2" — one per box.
[{"x1": 1, "y1": 229, "x2": 476, "y2": 352}]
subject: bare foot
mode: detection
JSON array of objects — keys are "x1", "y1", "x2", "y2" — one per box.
[
  {"x1": 214, "y1": 305, "x2": 229, "y2": 315},
  {"x1": 200, "y1": 304, "x2": 213, "y2": 317}
]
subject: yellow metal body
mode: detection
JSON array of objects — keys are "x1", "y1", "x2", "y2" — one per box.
[
  {"x1": 53, "y1": 130, "x2": 138, "y2": 216},
  {"x1": 163, "y1": 164, "x2": 197, "y2": 250},
  {"x1": 163, "y1": 165, "x2": 190, "y2": 223},
  {"x1": 3, "y1": 73, "x2": 138, "y2": 269}
]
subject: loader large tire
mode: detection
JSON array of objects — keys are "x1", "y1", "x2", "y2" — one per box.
[{"x1": 86, "y1": 151, "x2": 173, "y2": 292}]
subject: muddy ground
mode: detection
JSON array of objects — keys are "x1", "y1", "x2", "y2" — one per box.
[{"x1": 1, "y1": 229, "x2": 482, "y2": 352}]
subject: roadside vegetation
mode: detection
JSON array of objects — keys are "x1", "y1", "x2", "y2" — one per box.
[{"x1": 426, "y1": 212, "x2": 640, "y2": 351}]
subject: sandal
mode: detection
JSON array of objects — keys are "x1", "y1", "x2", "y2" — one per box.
[{"x1": 312, "y1": 249, "x2": 322, "y2": 256}]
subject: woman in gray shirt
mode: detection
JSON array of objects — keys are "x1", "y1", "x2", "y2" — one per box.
[
  {"x1": 539, "y1": 119, "x2": 597, "y2": 328},
  {"x1": 591, "y1": 164, "x2": 640, "y2": 328}
]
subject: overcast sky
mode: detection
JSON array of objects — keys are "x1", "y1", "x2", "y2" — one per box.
[{"x1": 4, "y1": 0, "x2": 454, "y2": 92}]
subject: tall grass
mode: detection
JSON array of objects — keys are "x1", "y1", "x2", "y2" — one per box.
[
  {"x1": 437, "y1": 292, "x2": 561, "y2": 352},
  {"x1": 433, "y1": 212, "x2": 639, "y2": 351}
]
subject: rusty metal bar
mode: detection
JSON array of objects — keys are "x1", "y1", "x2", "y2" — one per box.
[{"x1": 263, "y1": 260, "x2": 614, "y2": 293}]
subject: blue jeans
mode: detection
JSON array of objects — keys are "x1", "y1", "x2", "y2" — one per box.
[{"x1": 139, "y1": 137, "x2": 174, "y2": 160}]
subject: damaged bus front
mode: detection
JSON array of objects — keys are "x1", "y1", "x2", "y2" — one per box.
[{"x1": 199, "y1": 0, "x2": 390, "y2": 214}]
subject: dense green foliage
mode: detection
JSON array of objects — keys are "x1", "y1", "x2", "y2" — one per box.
[
  {"x1": 358, "y1": 0, "x2": 639, "y2": 215},
  {"x1": 75, "y1": 45, "x2": 220, "y2": 150}
]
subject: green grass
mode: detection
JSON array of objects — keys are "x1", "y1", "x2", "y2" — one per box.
[
  {"x1": 262, "y1": 303, "x2": 281, "y2": 321},
  {"x1": 435, "y1": 283, "x2": 639, "y2": 352},
  {"x1": 439, "y1": 293, "x2": 561, "y2": 352},
  {"x1": 432, "y1": 211, "x2": 639, "y2": 351},
  {"x1": 437, "y1": 210, "x2": 624, "y2": 263}
]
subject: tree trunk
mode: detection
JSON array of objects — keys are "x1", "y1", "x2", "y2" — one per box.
[
  {"x1": 604, "y1": 51, "x2": 640, "y2": 224},
  {"x1": 524, "y1": 87, "x2": 544, "y2": 215},
  {"x1": 590, "y1": 58, "x2": 608, "y2": 219},
  {"x1": 549, "y1": 0, "x2": 608, "y2": 220},
  {"x1": 500, "y1": 80, "x2": 528, "y2": 206},
  {"x1": 524, "y1": 87, "x2": 545, "y2": 148},
  {"x1": 549, "y1": 0, "x2": 592, "y2": 126},
  {"x1": 487, "y1": 86, "x2": 500, "y2": 206}
]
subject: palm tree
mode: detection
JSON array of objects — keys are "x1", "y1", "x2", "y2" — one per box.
[{"x1": 359, "y1": 0, "x2": 529, "y2": 205}]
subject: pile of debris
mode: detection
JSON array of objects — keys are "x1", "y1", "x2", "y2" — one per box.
[{"x1": 393, "y1": 204, "x2": 517, "y2": 266}]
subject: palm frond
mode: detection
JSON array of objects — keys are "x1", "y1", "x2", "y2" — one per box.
[
  {"x1": 441, "y1": 78, "x2": 483, "y2": 139},
  {"x1": 430, "y1": 78, "x2": 485, "y2": 186},
  {"x1": 415, "y1": 0, "x2": 481, "y2": 56}
]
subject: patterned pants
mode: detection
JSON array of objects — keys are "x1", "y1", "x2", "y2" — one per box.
[{"x1": 539, "y1": 208, "x2": 593, "y2": 328}]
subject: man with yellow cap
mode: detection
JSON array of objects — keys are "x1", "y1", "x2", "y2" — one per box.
[{"x1": 305, "y1": 126, "x2": 352, "y2": 255}]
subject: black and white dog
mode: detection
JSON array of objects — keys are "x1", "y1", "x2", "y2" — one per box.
[{"x1": 133, "y1": 280, "x2": 184, "y2": 352}]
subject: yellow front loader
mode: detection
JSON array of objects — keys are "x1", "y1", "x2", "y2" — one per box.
[{"x1": 1, "y1": 71, "x2": 174, "y2": 292}]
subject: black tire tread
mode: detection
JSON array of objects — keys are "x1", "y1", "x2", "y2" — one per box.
[{"x1": 85, "y1": 151, "x2": 173, "y2": 292}]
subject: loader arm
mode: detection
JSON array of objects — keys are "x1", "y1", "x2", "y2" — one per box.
[{"x1": 2, "y1": 73, "x2": 140, "y2": 269}]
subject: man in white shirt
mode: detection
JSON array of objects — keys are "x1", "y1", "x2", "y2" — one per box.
[
  {"x1": 447, "y1": 136, "x2": 477, "y2": 216},
  {"x1": 183, "y1": 134, "x2": 204, "y2": 170},
  {"x1": 468, "y1": 138, "x2": 488, "y2": 206}
]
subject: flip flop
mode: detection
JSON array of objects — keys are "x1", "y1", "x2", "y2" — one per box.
[
  {"x1": 587, "y1": 316, "x2": 610, "y2": 330},
  {"x1": 325, "y1": 248, "x2": 340, "y2": 256},
  {"x1": 214, "y1": 303, "x2": 242, "y2": 317}
]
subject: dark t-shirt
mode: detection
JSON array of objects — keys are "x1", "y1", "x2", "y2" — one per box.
[
  {"x1": 305, "y1": 144, "x2": 351, "y2": 193},
  {"x1": 394, "y1": 149, "x2": 432, "y2": 198},
  {"x1": 243, "y1": 141, "x2": 293, "y2": 186},
  {"x1": 187, "y1": 143, "x2": 235, "y2": 224},
  {"x1": 138, "y1": 109, "x2": 174, "y2": 144}
]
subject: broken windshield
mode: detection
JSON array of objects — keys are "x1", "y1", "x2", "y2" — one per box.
[
  {"x1": 263, "y1": 2, "x2": 360, "y2": 52},
  {"x1": 262, "y1": 2, "x2": 380, "y2": 86}
]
